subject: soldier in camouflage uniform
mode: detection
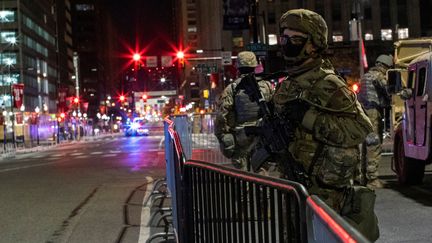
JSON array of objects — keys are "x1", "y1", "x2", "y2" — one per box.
[
  {"x1": 214, "y1": 51, "x2": 273, "y2": 171},
  {"x1": 272, "y1": 9, "x2": 378, "y2": 241},
  {"x1": 358, "y1": 55, "x2": 394, "y2": 189}
]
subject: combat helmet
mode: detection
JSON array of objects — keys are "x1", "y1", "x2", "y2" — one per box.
[
  {"x1": 236, "y1": 51, "x2": 258, "y2": 68},
  {"x1": 279, "y1": 9, "x2": 328, "y2": 52},
  {"x1": 375, "y1": 54, "x2": 394, "y2": 68}
]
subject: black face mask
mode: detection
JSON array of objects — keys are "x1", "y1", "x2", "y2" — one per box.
[{"x1": 280, "y1": 35, "x2": 308, "y2": 58}]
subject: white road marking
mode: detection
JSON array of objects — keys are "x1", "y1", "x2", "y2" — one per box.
[
  {"x1": 70, "y1": 152, "x2": 84, "y2": 156},
  {"x1": 75, "y1": 155, "x2": 89, "y2": 159},
  {"x1": 51, "y1": 153, "x2": 65, "y2": 157},
  {"x1": 109, "y1": 150, "x2": 121, "y2": 153},
  {"x1": 101, "y1": 154, "x2": 116, "y2": 157},
  {"x1": 0, "y1": 161, "x2": 63, "y2": 173},
  {"x1": 158, "y1": 136, "x2": 165, "y2": 149},
  {"x1": 138, "y1": 176, "x2": 154, "y2": 243},
  {"x1": 90, "y1": 151, "x2": 103, "y2": 155}
]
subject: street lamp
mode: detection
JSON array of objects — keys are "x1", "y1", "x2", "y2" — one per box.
[{"x1": 353, "y1": 0, "x2": 366, "y2": 77}]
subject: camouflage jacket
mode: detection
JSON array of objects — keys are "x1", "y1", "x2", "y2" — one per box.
[
  {"x1": 358, "y1": 66, "x2": 390, "y2": 109},
  {"x1": 214, "y1": 75, "x2": 273, "y2": 138},
  {"x1": 273, "y1": 59, "x2": 373, "y2": 188}
]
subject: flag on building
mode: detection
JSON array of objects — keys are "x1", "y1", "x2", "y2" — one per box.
[{"x1": 12, "y1": 84, "x2": 24, "y2": 109}]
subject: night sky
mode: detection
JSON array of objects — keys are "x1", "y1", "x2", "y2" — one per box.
[{"x1": 106, "y1": 0, "x2": 176, "y2": 56}]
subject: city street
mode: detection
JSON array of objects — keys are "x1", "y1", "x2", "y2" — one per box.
[
  {"x1": 2, "y1": 123, "x2": 432, "y2": 242},
  {"x1": 376, "y1": 155, "x2": 432, "y2": 243},
  {"x1": 0, "y1": 123, "x2": 166, "y2": 243}
]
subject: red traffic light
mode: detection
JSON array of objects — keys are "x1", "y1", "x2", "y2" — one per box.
[
  {"x1": 73, "y1": 97, "x2": 79, "y2": 104},
  {"x1": 133, "y1": 53, "x2": 141, "y2": 61},
  {"x1": 142, "y1": 94, "x2": 148, "y2": 100},
  {"x1": 60, "y1": 112, "x2": 66, "y2": 119},
  {"x1": 176, "y1": 51, "x2": 184, "y2": 59},
  {"x1": 119, "y1": 95, "x2": 125, "y2": 102}
]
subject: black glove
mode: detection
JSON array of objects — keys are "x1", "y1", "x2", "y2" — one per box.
[{"x1": 285, "y1": 99, "x2": 310, "y2": 125}]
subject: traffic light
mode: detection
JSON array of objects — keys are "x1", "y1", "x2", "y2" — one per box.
[
  {"x1": 142, "y1": 94, "x2": 148, "y2": 102},
  {"x1": 73, "y1": 97, "x2": 79, "y2": 104},
  {"x1": 58, "y1": 112, "x2": 66, "y2": 122},
  {"x1": 176, "y1": 51, "x2": 184, "y2": 59},
  {"x1": 177, "y1": 51, "x2": 185, "y2": 68},
  {"x1": 119, "y1": 95, "x2": 125, "y2": 102},
  {"x1": 133, "y1": 53, "x2": 141, "y2": 62}
]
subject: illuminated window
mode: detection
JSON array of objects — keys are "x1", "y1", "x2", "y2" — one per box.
[
  {"x1": 75, "y1": 4, "x2": 94, "y2": 11},
  {"x1": 0, "y1": 73, "x2": 19, "y2": 84},
  {"x1": 187, "y1": 26, "x2": 197, "y2": 32},
  {"x1": 398, "y1": 28, "x2": 409, "y2": 39},
  {"x1": 365, "y1": 33, "x2": 374, "y2": 40},
  {"x1": 0, "y1": 53, "x2": 17, "y2": 65},
  {"x1": 381, "y1": 29, "x2": 393, "y2": 40},
  {"x1": 0, "y1": 10, "x2": 15, "y2": 23},
  {"x1": 232, "y1": 37, "x2": 244, "y2": 48},
  {"x1": 268, "y1": 34, "x2": 278, "y2": 45},
  {"x1": 332, "y1": 35, "x2": 343, "y2": 42},
  {"x1": 0, "y1": 31, "x2": 17, "y2": 44}
]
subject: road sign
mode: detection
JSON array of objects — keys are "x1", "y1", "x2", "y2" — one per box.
[
  {"x1": 196, "y1": 63, "x2": 218, "y2": 73},
  {"x1": 221, "y1": 51, "x2": 232, "y2": 66},
  {"x1": 246, "y1": 43, "x2": 268, "y2": 56},
  {"x1": 161, "y1": 56, "x2": 173, "y2": 67},
  {"x1": 146, "y1": 56, "x2": 158, "y2": 67}
]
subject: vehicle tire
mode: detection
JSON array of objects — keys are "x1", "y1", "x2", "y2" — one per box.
[{"x1": 394, "y1": 129, "x2": 426, "y2": 185}]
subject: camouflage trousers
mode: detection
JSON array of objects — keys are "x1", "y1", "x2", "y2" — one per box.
[
  {"x1": 364, "y1": 108, "x2": 383, "y2": 181},
  {"x1": 231, "y1": 137, "x2": 254, "y2": 171}
]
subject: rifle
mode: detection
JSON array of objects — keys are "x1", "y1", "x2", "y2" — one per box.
[{"x1": 241, "y1": 73, "x2": 308, "y2": 184}]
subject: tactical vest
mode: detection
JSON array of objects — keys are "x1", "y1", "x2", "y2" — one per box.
[
  {"x1": 358, "y1": 67, "x2": 387, "y2": 109},
  {"x1": 232, "y1": 76, "x2": 272, "y2": 125},
  {"x1": 274, "y1": 60, "x2": 369, "y2": 188}
]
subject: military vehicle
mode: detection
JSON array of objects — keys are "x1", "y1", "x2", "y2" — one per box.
[{"x1": 387, "y1": 38, "x2": 432, "y2": 184}]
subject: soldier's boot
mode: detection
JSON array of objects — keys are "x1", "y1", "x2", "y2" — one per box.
[{"x1": 367, "y1": 179, "x2": 384, "y2": 189}]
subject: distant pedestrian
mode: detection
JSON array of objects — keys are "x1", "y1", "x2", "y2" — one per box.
[
  {"x1": 214, "y1": 51, "x2": 273, "y2": 171},
  {"x1": 358, "y1": 54, "x2": 394, "y2": 189}
]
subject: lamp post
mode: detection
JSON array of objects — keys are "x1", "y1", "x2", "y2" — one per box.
[{"x1": 353, "y1": 0, "x2": 365, "y2": 77}]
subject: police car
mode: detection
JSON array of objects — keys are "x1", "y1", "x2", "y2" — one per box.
[{"x1": 124, "y1": 117, "x2": 149, "y2": 136}]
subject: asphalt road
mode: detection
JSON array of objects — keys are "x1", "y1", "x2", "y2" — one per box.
[
  {"x1": 0, "y1": 125, "x2": 166, "y2": 243},
  {"x1": 376, "y1": 154, "x2": 432, "y2": 243},
  {"x1": 2, "y1": 125, "x2": 432, "y2": 243}
]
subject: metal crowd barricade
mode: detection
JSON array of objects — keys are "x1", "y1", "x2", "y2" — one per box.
[
  {"x1": 172, "y1": 113, "x2": 231, "y2": 164},
  {"x1": 162, "y1": 116, "x2": 370, "y2": 243},
  {"x1": 182, "y1": 160, "x2": 309, "y2": 243}
]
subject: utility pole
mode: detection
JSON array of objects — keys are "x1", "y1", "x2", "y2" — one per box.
[
  {"x1": 354, "y1": 0, "x2": 365, "y2": 77},
  {"x1": 250, "y1": 0, "x2": 259, "y2": 44}
]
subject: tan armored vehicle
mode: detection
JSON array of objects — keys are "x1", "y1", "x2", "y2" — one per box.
[{"x1": 388, "y1": 38, "x2": 432, "y2": 184}]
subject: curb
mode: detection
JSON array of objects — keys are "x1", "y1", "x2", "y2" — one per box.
[{"x1": 3, "y1": 133, "x2": 123, "y2": 157}]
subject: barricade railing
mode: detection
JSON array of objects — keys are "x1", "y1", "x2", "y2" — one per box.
[
  {"x1": 182, "y1": 160, "x2": 309, "y2": 243},
  {"x1": 162, "y1": 116, "x2": 370, "y2": 243},
  {"x1": 172, "y1": 113, "x2": 231, "y2": 164}
]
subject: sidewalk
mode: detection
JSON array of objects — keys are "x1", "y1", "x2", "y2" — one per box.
[{"x1": 0, "y1": 132, "x2": 123, "y2": 160}]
